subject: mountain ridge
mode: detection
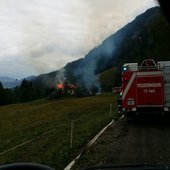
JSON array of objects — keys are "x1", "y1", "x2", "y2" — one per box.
[
  {"x1": 32, "y1": 6, "x2": 163, "y2": 90},
  {"x1": 0, "y1": 76, "x2": 36, "y2": 88}
]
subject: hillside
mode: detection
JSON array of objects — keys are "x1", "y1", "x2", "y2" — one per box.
[
  {"x1": 99, "y1": 67, "x2": 117, "y2": 92},
  {"x1": 31, "y1": 6, "x2": 170, "y2": 90}
]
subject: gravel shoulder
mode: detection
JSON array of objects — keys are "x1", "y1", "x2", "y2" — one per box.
[{"x1": 72, "y1": 114, "x2": 170, "y2": 170}]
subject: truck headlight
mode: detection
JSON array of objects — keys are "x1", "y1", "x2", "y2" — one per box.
[{"x1": 127, "y1": 99, "x2": 134, "y2": 105}]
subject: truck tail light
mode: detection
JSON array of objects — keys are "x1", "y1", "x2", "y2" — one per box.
[{"x1": 124, "y1": 77, "x2": 128, "y2": 82}]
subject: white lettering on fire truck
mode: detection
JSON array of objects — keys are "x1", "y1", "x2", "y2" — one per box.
[
  {"x1": 137, "y1": 83, "x2": 161, "y2": 88},
  {"x1": 143, "y1": 89, "x2": 156, "y2": 93}
]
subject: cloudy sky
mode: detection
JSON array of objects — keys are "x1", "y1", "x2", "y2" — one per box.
[{"x1": 0, "y1": 0, "x2": 158, "y2": 79}]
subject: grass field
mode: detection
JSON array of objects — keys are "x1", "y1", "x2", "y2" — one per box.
[{"x1": 0, "y1": 94, "x2": 118, "y2": 169}]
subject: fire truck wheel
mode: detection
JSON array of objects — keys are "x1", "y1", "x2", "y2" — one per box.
[{"x1": 124, "y1": 112, "x2": 136, "y2": 121}]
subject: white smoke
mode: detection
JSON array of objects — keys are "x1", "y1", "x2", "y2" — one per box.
[{"x1": 55, "y1": 68, "x2": 66, "y2": 84}]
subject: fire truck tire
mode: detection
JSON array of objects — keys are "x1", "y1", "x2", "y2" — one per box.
[{"x1": 124, "y1": 112, "x2": 136, "y2": 121}]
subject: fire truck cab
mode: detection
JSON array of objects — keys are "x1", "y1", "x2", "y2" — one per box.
[{"x1": 121, "y1": 59, "x2": 170, "y2": 116}]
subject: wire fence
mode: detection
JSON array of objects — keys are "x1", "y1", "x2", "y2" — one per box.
[
  {"x1": 0, "y1": 103, "x2": 117, "y2": 161},
  {"x1": 69, "y1": 103, "x2": 114, "y2": 149}
]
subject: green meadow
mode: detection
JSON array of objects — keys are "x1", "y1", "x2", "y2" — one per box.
[{"x1": 0, "y1": 94, "x2": 118, "y2": 169}]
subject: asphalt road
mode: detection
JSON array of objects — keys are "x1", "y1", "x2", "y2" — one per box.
[{"x1": 73, "y1": 114, "x2": 170, "y2": 169}]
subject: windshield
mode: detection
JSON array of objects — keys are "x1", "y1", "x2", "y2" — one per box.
[{"x1": 1, "y1": 0, "x2": 170, "y2": 170}]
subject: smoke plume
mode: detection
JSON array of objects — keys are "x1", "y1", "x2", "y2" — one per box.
[
  {"x1": 55, "y1": 68, "x2": 66, "y2": 84},
  {"x1": 73, "y1": 37, "x2": 116, "y2": 91}
]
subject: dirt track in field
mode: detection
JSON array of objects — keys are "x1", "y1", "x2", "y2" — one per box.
[{"x1": 73, "y1": 114, "x2": 170, "y2": 169}]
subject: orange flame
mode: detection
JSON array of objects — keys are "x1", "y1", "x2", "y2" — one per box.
[{"x1": 56, "y1": 83, "x2": 64, "y2": 89}]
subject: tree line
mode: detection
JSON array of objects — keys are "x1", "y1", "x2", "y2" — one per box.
[
  {"x1": 0, "y1": 79, "x2": 55, "y2": 105},
  {"x1": 0, "y1": 79, "x2": 100, "y2": 106}
]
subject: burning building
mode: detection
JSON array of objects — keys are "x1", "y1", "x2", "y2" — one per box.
[{"x1": 56, "y1": 82, "x2": 76, "y2": 95}]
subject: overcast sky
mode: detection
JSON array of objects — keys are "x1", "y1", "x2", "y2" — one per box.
[{"x1": 0, "y1": 0, "x2": 158, "y2": 79}]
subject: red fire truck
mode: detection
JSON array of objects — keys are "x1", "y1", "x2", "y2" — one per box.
[{"x1": 121, "y1": 59, "x2": 170, "y2": 116}]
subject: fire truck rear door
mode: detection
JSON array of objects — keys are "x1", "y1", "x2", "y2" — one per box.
[{"x1": 136, "y1": 71, "x2": 163, "y2": 107}]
